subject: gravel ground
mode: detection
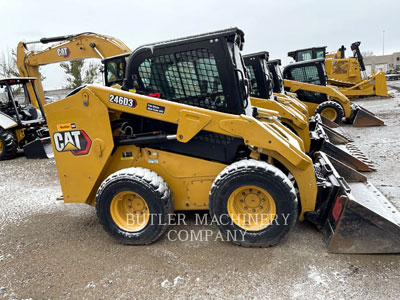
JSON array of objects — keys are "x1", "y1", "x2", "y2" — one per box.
[{"x1": 1, "y1": 85, "x2": 400, "y2": 300}]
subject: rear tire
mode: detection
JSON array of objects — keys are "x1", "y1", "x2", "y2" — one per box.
[
  {"x1": 0, "y1": 128, "x2": 18, "y2": 160},
  {"x1": 96, "y1": 167, "x2": 173, "y2": 245},
  {"x1": 316, "y1": 101, "x2": 344, "y2": 124},
  {"x1": 209, "y1": 159, "x2": 297, "y2": 247}
]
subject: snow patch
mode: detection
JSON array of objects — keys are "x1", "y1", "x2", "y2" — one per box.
[{"x1": 161, "y1": 276, "x2": 183, "y2": 289}]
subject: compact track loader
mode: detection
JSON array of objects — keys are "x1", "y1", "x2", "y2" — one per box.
[
  {"x1": 0, "y1": 77, "x2": 52, "y2": 160},
  {"x1": 45, "y1": 28, "x2": 400, "y2": 253},
  {"x1": 283, "y1": 59, "x2": 385, "y2": 127},
  {"x1": 244, "y1": 52, "x2": 375, "y2": 172},
  {"x1": 288, "y1": 43, "x2": 391, "y2": 99}
]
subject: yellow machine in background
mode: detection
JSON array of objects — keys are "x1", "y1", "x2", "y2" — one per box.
[
  {"x1": 44, "y1": 28, "x2": 400, "y2": 253},
  {"x1": 17, "y1": 32, "x2": 131, "y2": 108},
  {"x1": 282, "y1": 58, "x2": 385, "y2": 127},
  {"x1": 244, "y1": 52, "x2": 375, "y2": 172},
  {"x1": 288, "y1": 42, "x2": 391, "y2": 98}
]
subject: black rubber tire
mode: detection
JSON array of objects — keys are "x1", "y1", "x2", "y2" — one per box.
[
  {"x1": 315, "y1": 101, "x2": 345, "y2": 124},
  {"x1": 96, "y1": 167, "x2": 173, "y2": 245},
  {"x1": 0, "y1": 128, "x2": 18, "y2": 160},
  {"x1": 209, "y1": 159, "x2": 298, "y2": 247}
]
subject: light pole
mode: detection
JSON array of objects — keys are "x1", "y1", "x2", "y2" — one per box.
[{"x1": 383, "y1": 30, "x2": 385, "y2": 55}]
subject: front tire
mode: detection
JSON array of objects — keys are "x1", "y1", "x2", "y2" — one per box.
[
  {"x1": 316, "y1": 101, "x2": 344, "y2": 124},
  {"x1": 0, "y1": 128, "x2": 17, "y2": 160},
  {"x1": 96, "y1": 167, "x2": 173, "y2": 245},
  {"x1": 209, "y1": 159, "x2": 297, "y2": 247}
]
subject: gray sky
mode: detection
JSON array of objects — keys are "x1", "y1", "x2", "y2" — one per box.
[{"x1": 1, "y1": 0, "x2": 399, "y2": 89}]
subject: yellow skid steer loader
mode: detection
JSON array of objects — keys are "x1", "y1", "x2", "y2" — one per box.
[
  {"x1": 243, "y1": 52, "x2": 375, "y2": 172},
  {"x1": 44, "y1": 28, "x2": 400, "y2": 253},
  {"x1": 283, "y1": 59, "x2": 385, "y2": 127}
]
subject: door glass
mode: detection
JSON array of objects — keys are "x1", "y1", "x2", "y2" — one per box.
[
  {"x1": 105, "y1": 57, "x2": 126, "y2": 86},
  {"x1": 290, "y1": 65, "x2": 321, "y2": 85},
  {"x1": 246, "y1": 64, "x2": 260, "y2": 97},
  {"x1": 137, "y1": 48, "x2": 226, "y2": 111}
]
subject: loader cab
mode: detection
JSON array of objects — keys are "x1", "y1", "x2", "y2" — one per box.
[
  {"x1": 104, "y1": 28, "x2": 252, "y2": 164},
  {"x1": 282, "y1": 59, "x2": 328, "y2": 103},
  {"x1": 122, "y1": 28, "x2": 250, "y2": 116},
  {"x1": 0, "y1": 78, "x2": 45, "y2": 127},
  {"x1": 288, "y1": 46, "x2": 327, "y2": 62},
  {"x1": 267, "y1": 59, "x2": 284, "y2": 94},
  {"x1": 243, "y1": 52, "x2": 273, "y2": 99},
  {"x1": 103, "y1": 53, "x2": 130, "y2": 87}
]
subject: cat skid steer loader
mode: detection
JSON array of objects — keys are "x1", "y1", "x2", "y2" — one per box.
[
  {"x1": 45, "y1": 28, "x2": 400, "y2": 253},
  {"x1": 288, "y1": 42, "x2": 391, "y2": 98},
  {"x1": 244, "y1": 52, "x2": 374, "y2": 172},
  {"x1": 283, "y1": 59, "x2": 385, "y2": 127}
]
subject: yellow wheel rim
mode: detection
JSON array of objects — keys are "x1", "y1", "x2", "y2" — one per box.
[
  {"x1": 0, "y1": 139, "x2": 3, "y2": 153},
  {"x1": 227, "y1": 185, "x2": 276, "y2": 231},
  {"x1": 320, "y1": 107, "x2": 337, "y2": 121},
  {"x1": 110, "y1": 191, "x2": 150, "y2": 232}
]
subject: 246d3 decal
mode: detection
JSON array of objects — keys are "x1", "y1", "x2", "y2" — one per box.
[
  {"x1": 53, "y1": 130, "x2": 92, "y2": 156},
  {"x1": 109, "y1": 94, "x2": 137, "y2": 108}
]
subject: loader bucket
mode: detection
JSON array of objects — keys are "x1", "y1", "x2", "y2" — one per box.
[
  {"x1": 23, "y1": 137, "x2": 54, "y2": 159},
  {"x1": 310, "y1": 152, "x2": 400, "y2": 254},
  {"x1": 310, "y1": 119, "x2": 374, "y2": 172},
  {"x1": 321, "y1": 125, "x2": 352, "y2": 144},
  {"x1": 311, "y1": 115, "x2": 353, "y2": 143},
  {"x1": 319, "y1": 142, "x2": 376, "y2": 172},
  {"x1": 350, "y1": 105, "x2": 385, "y2": 127},
  {"x1": 321, "y1": 115, "x2": 340, "y2": 128}
]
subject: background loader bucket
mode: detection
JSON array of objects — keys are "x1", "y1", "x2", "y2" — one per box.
[
  {"x1": 318, "y1": 153, "x2": 400, "y2": 254},
  {"x1": 351, "y1": 105, "x2": 385, "y2": 127},
  {"x1": 23, "y1": 137, "x2": 53, "y2": 159},
  {"x1": 320, "y1": 142, "x2": 375, "y2": 172},
  {"x1": 311, "y1": 122, "x2": 375, "y2": 172}
]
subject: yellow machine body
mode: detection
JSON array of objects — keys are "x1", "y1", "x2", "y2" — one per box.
[
  {"x1": 325, "y1": 58, "x2": 390, "y2": 98},
  {"x1": 250, "y1": 96, "x2": 310, "y2": 152},
  {"x1": 283, "y1": 79, "x2": 352, "y2": 118}
]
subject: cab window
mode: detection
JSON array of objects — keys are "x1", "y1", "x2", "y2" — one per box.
[{"x1": 297, "y1": 50, "x2": 313, "y2": 61}]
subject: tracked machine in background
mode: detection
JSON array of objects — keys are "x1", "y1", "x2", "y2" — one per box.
[
  {"x1": 44, "y1": 28, "x2": 400, "y2": 253},
  {"x1": 288, "y1": 42, "x2": 391, "y2": 98},
  {"x1": 0, "y1": 77, "x2": 52, "y2": 160},
  {"x1": 244, "y1": 52, "x2": 375, "y2": 172},
  {"x1": 282, "y1": 58, "x2": 385, "y2": 127}
]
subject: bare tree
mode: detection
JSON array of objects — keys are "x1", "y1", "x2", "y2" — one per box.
[
  {"x1": 362, "y1": 51, "x2": 374, "y2": 57},
  {"x1": 60, "y1": 59, "x2": 101, "y2": 89},
  {"x1": 0, "y1": 48, "x2": 19, "y2": 78}
]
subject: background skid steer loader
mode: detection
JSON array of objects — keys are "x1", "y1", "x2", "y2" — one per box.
[
  {"x1": 45, "y1": 28, "x2": 400, "y2": 253},
  {"x1": 0, "y1": 77, "x2": 52, "y2": 160},
  {"x1": 288, "y1": 42, "x2": 391, "y2": 98},
  {"x1": 283, "y1": 59, "x2": 385, "y2": 127},
  {"x1": 243, "y1": 52, "x2": 375, "y2": 172}
]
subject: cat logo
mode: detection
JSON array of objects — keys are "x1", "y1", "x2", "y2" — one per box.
[
  {"x1": 57, "y1": 47, "x2": 71, "y2": 58},
  {"x1": 53, "y1": 130, "x2": 91, "y2": 156}
]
